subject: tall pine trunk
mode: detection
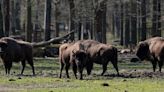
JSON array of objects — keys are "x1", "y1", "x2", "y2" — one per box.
[
  {"x1": 124, "y1": 2, "x2": 130, "y2": 47},
  {"x1": 10, "y1": 0, "x2": 16, "y2": 35},
  {"x1": 157, "y1": 0, "x2": 161, "y2": 36},
  {"x1": 0, "y1": 3, "x2": 4, "y2": 37},
  {"x1": 33, "y1": 0, "x2": 40, "y2": 42},
  {"x1": 15, "y1": 0, "x2": 21, "y2": 34},
  {"x1": 141, "y1": 0, "x2": 146, "y2": 41},
  {"x1": 2, "y1": 0, "x2": 10, "y2": 37},
  {"x1": 120, "y1": 1, "x2": 124, "y2": 45},
  {"x1": 69, "y1": 0, "x2": 75, "y2": 41},
  {"x1": 44, "y1": 0, "x2": 52, "y2": 41},
  {"x1": 130, "y1": 0, "x2": 137, "y2": 45},
  {"x1": 26, "y1": 0, "x2": 32, "y2": 42}
]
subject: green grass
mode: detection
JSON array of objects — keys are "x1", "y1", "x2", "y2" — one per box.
[{"x1": 0, "y1": 58, "x2": 164, "y2": 92}]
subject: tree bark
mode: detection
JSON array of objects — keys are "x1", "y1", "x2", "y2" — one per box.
[
  {"x1": 54, "y1": 3, "x2": 59, "y2": 37},
  {"x1": 120, "y1": 1, "x2": 124, "y2": 45},
  {"x1": 101, "y1": 2, "x2": 107, "y2": 43},
  {"x1": 10, "y1": 0, "x2": 16, "y2": 35},
  {"x1": 69, "y1": 0, "x2": 75, "y2": 41},
  {"x1": 44, "y1": 0, "x2": 52, "y2": 41},
  {"x1": 157, "y1": 0, "x2": 161, "y2": 36},
  {"x1": 141, "y1": 0, "x2": 146, "y2": 41},
  {"x1": 33, "y1": 0, "x2": 40, "y2": 42},
  {"x1": 32, "y1": 31, "x2": 74, "y2": 48},
  {"x1": 2, "y1": 0, "x2": 10, "y2": 37},
  {"x1": 130, "y1": 0, "x2": 137, "y2": 45},
  {"x1": 124, "y1": 2, "x2": 130, "y2": 47},
  {"x1": 0, "y1": 3, "x2": 4, "y2": 37},
  {"x1": 26, "y1": 0, "x2": 32, "y2": 42},
  {"x1": 15, "y1": 0, "x2": 21, "y2": 33}
]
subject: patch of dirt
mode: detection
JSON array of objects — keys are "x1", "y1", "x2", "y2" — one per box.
[{"x1": 104, "y1": 69, "x2": 164, "y2": 79}]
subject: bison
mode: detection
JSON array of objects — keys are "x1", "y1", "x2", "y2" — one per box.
[
  {"x1": 76, "y1": 40, "x2": 119, "y2": 76},
  {"x1": 59, "y1": 43, "x2": 88, "y2": 80},
  {"x1": 0, "y1": 37, "x2": 35, "y2": 75},
  {"x1": 136, "y1": 37, "x2": 164, "y2": 72},
  {"x1": 0, "y1": 32, "x2": 74, "y2": 75}
]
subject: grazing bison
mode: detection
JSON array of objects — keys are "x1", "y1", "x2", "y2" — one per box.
[
  {"x1": 59, "y1": 43, "x2": 88, "y2": 80},
  {"x1": 76, "y1": 40, "x2": 119, "y2": 76},
  {"x1": 136, "y1": 37, "x2": 164, "y2": 72},
  {"x1": 0, "y1": 37, "x2": 35, "y2": 75}
]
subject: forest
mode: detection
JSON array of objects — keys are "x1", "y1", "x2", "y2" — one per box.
[{"x1": 0, "y1": 0, "x2": 163, "y2": 46}]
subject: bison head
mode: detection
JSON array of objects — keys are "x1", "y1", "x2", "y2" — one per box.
[
  {"x1": 0, "y1": 40, "x2": 8, "y2": 54},
  {"x1": 72, "y1": 50, "x2": 88, "y2": 79},
  {"x1": 136, "y1": 41, "x2": 150, "y2": 61},
  {"x1": 72, "y1": 50, "x2": 88, "y2": 70}
]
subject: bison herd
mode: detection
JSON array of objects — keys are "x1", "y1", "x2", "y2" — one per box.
[{"x1": 0, "y1": 36, "x2": 163, "y2": 80}]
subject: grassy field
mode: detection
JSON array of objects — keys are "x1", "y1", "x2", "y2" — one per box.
[{"x1": 0, "y1": 57, "x2": 164, "y2": 92}]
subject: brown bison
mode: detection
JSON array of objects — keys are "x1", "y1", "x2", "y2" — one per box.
[
  {"x1": 0, "y1": 37, "x2": 35, "y2": 75},
  {"x1": 76, "y1": 40, "x2": 119, "y2": 76},
  {"x1": 59, "y1": 43, "x2": 88, "y2": 80},
  {"x1": 136, "y1": 37, "x2": 164, "y2": 72}
]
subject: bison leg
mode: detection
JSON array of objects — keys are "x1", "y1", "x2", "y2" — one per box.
[
  {"x1": 21, "y1": 60, "x2": 26, "y2": 75},
  {"x1": 27, "y1": 58, "x2": 35, "y2": 75},
  {"x1": 111, "y1": 60, "x2": 119, "y2": 76},
  {"x1": 151, "y1": 60, "x2": 157, "y2": 72},
  {"x1": 78, "y1": 68, "x2": 84, "y2": 80},
  {"x1": 59, "y1": 62, "x2": 64, "y2": 78},
  {"x1": 158, "y1": 61, "x2": 163, "y2": 72},
  {"x1": 86, "y1": 62, "x2": 93, "y2": 75},
  {"x1": 101, "y1": 64, "x2": 107, "y2": 76},
  {"x1": 65, "y1": 63, "x2": 70, "y2": 78},
  {"x1": 72, "y1": 63, "x2": 77, "y2": 79},
  {"x1": 5, "y1": 62, "x2": 12, "y2": 75},
  {"x1": 4, "y1": 63, "x2": 8, "y2": 75}
]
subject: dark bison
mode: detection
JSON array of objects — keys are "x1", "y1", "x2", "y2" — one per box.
[
  {"x1": 0, "y1": 32, "x2": 74, "y2": 75},
  {"x1": 76, "y1": 40, "x2": 119, "y2": 76},
  {"x1": 0, "y1": 37, "x2": 35, "y2": 75},
  {"x1": 136, "y1": 37, "x2": 164, "y2": 72},
  {"x1": 59, "y1": 43, "x2": 88, "y2": 80}
]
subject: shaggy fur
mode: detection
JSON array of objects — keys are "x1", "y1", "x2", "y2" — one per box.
[
  {"x1": 0, "y1": 37, "x2": 35, "y2": 75},
  {"x1": 136, "y1": 37, "x2": 164, "y2": 72},
  {"x1": 59, "y1": 43, "x2": 88, "y2": 80},
  {"x1": 76, "y1": 40, "x2": 119, "y2": 76}
]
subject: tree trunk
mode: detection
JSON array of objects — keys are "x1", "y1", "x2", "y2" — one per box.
[
  {"x1": 26, "y1": 0, "x2": 32, "y2": 42},
  {"x1": 54, "y1": 3, "x2": 59, "y2": 37},
  {"x1": 44, "y1": 0, "x2": 52, "y2": 41},
  {"x1": 2, "y1": 0, "x2": 10, "y2": 37},
  {"x1": 124, "y1": 2, "x2": 130, "y2": 47},
  {"x1": 101, "y1": 2, "x2": 107, "y2": 43},
  {"x1": 137, "y1": 0, "x2": 141, "y2": 42},
  {"x1": 141, "y1": 0, "x2": 146, "y2": 41},
  {"x1": 120, "y1": 1, "x2": 124, "y2": 45},
  {"x1": 69, "y1": 0, "x2": 75, "y2": 41},
  {"x1": 130, "y1": 0, "x2": 137, "y2": 45},
  {"x1": 10, "y1": 0, "x2": 16, "y2": 35},
  {"x1": 0, "y1": 3, "x2": 4, "y2": 37},
  {"x1": 77, "y1": 22, "x2": 81, "y2": 40},
  {"x1": 157, "y1": 0, "x2": 161, "y2": 36},
  {"x1": 15, "y1": 0, "x2": 21, "y2": 33},
  {"x1": 33, "y1": 0, "x2": 40, "y2": 42}
]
